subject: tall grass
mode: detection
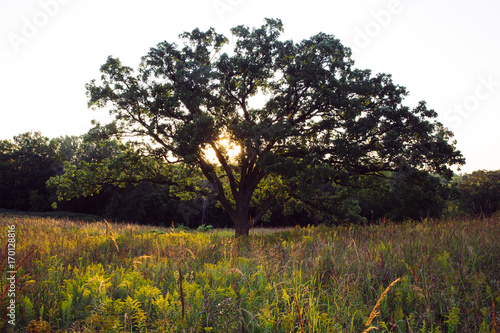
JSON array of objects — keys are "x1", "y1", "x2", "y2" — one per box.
[{"x1": 0, "y1": 213, "x2": 499, "y2": 332}]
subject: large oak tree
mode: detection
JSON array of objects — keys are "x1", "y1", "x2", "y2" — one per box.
[{"x1": 51, "y1": 19, "x2": 464, "y2": 236}]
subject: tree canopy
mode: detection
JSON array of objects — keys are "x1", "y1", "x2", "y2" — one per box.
[
  {"x1": 456, "y1": 170, "x2": 500, "y2": 217},
  {"x1": 50, "y1": 18, "x2": 465, "y2": 236}
]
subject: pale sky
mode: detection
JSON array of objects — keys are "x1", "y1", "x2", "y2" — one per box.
[{"x1": 1, "y1": 0, "x2": 499, "y2": 173}]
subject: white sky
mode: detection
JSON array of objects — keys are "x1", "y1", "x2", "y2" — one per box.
[{"x1": 1, "y1": 0, "x2": 499, "y2": 173}]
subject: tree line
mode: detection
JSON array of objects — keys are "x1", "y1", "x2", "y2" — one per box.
[
  {"x1": 0, "y1": 131, "x2": 224, "y2": 227},
  {"x1": 0, "y1": 131, "x2": 497, "y2": 228}
]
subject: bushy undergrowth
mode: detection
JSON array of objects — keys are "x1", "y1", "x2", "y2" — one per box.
[{"x1": 0, "y1": 213, "x2": 499, "y2": 332}]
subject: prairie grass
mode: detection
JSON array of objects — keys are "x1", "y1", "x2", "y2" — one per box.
[{"x1": 0, "y1": 213, "x2": 499, "y2": 332}]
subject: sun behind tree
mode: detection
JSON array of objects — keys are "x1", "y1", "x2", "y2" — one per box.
[
  {"x1": 51, "y1": 18, "x2": 464, "y2": 237},
  {"x1": 203, "y1": 135, "x2": 241, "y2": 165}
]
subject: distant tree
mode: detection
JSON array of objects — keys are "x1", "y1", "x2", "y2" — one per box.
[
  {"x1": 457, "y1": 170, "x2": 500, "y2": 217},
  {"x1": 0, "y1": 139, "x2": 16, "y2": 154},
  {"x1": 47, "y1": 133, "x2": 127, "y2": 215},
  {"x1": 385, "y1": 172, "x2": 451, "y2": 221},
  {"x1": 50, "y1": 19, "x2": 465, "y2": 236},
  {"x1": 0, "y1": 132, "x2": 59, "y2": 211},
  {"x1": 104, "y1": 182, "x2": 173, "y2": 225}
]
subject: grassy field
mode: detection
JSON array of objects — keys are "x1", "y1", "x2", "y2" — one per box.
[{"x1": 0, "y1": 213, "x2": 499, "y2": 332}]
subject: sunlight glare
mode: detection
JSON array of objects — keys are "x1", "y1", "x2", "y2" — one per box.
[{"x1": 204, "y1": 138, "x2": 241, "y2": 164}]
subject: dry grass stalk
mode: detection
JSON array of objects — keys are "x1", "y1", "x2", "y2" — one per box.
[
  {"x1": 104, "y1": 220, "x2": 120, "y2": 253},
  {"x1": 362, "y1": 277, "x2": 402, "y2": 333},
  {"x1": 179, "y1": 266, "x2": 185, "y2": 320},
  {"x1": 295, "y1": 294, "x2": 304, "y2": 333},
  {"x1": 493, "y1": 297, "x2": 498, "y2": 333}
]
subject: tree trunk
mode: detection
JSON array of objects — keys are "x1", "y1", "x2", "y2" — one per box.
[
  {"x1": 231, "y1": 174, "x2": 272, "y2": 237},
  {"x1": 233, "y1": 195, "x2": 252, "y2": 238},
  {"x1": 234, "y1": 213, "x2": 250, "y2": 238}
]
